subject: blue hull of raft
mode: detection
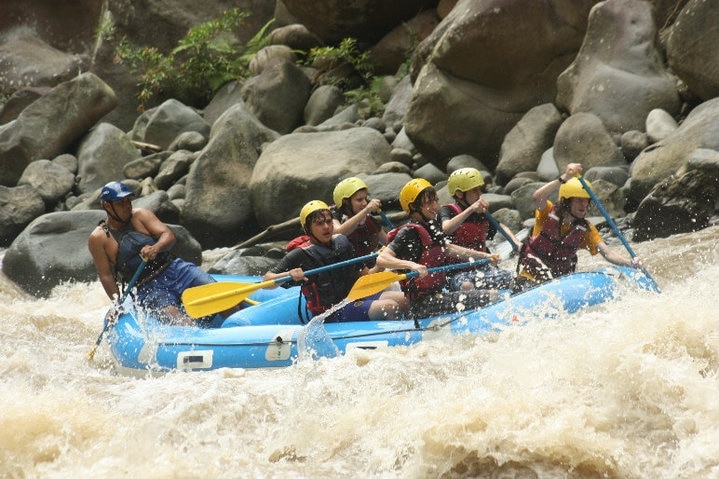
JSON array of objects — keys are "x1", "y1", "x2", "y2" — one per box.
[{"x1": 108, "y1": 267, "x2": 655, "y2": 372}]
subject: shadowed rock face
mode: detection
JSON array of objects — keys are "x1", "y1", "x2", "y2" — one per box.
[{"x1": 280, "y1": 0, "x2": 439, "y2": 43}]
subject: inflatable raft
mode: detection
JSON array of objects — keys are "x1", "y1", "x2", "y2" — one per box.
[{"x1": 108, "y1": 267, "x2": 656, "y2": 373}]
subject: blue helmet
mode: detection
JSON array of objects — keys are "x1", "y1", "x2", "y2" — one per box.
[{"x1": 100, "y1": 181, "x2": 134, "y2": 203}]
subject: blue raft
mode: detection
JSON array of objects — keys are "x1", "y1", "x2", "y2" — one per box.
[{"x1": 108, "y1": 267, "x2": 656, "y2": 373}]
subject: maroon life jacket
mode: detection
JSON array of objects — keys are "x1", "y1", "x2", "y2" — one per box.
[
  {"x1": 386, "y1": 222, "x2": 446, "y2": 299},
  {"x1": 345, "y1": 215, "x2": 380, "y2": 257},
  {"x1": 444, "y1": 203, "x2": 489, "y2": 255},
  {"x1": 518, "y1": 206, "x2": 588, "y2": 280}
]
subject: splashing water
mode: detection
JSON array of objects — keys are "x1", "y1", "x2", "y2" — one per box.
[{"x1": 1, "y1": 225, "x2": 719, "y2": 478}]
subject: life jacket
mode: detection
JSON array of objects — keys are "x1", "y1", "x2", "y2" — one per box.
[
  {"x1": 386, "y1": 222, "x2": 446, "y2": 299},
  {"x1": 444, "y1": 203, "x2": 490, "y2": 254},
  {"x1": 287, "y1": 234, "x2": 356, "y2": 315},
  {"x1": 344, "y1": 215, "x2": 380, "y2": 258},
  {"x1": 517, "y1": 206, "x2": 588, "y2": 281},
  {"x1": 104, "y1": 221, "x2": 171, "y2": 284}
]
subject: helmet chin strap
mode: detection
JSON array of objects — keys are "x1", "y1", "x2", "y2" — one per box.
[{"x1": 104, "y1": 202, "x2": 131, "y2": 225}]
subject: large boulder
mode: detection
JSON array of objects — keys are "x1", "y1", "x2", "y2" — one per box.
[
  {"x1": 405, "y1": 0, "x2": 597, "y2": 169},
  {"x1": 0, "y1": 34, "x2": 86, "y2": 97},
  {"x1": 76, "y1": 123, "x2": 140, "y2": 194},
  {"x1": 250, "y1": 127, "x2": 391, "y2": 228},
  {"x1": 664, "y1": 0, "x2": 719, "y2": 101},
  {"x1": 556, "y1": 0, "x2": 680, "y2": 134},
  {"x1": 0, "y1": 185, "x2": 46, "y2": 247},
  {"x1": 0, "y1": 72, "x2": 117, "y2": 187},
  {"x1": 182, "y1": 103, "x2": 280, "y2": 249},
  {"x1": 241, "y1": 58, "x2": 312, "y2": 134},
  {"x1": 280, "y1": 0, "x2": 438, "y2": 43},
  {"x1": 633, "y1": 169, "x2": 717, "y2": 241},
  {"x1": 495, "y1": 103, "x2": 564, "y2": 185},
  {"x1": 629, "y1": 97, "x2": 719, "y2": 205}
]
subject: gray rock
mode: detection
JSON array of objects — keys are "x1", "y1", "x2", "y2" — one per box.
[
  {"x1": 553, "y1": 112, "x2": 626, "y2": 171},
  {"x1": 556, "y1": 0, "x2": 680, "y2": 134},
  {"x1": 242, "y1": 58, "x2": 311, "y2": 134},
  {"x1": 0, "y1": 72, "x2": 117, "y2": 186},
  {"x1": 496, "y1": 103, "x2": 564, "y2": 185},
  {"x1": 142, "y1": 99, "x2": 210, "y2": 151},
  {"x1": 633, "y1": 169, "x2": 717, "y2": 241},
  {"x1": 303, "y1": 85, "x2": 344, "y2": 126},
  {"x1": 182, "y1": 102, "x2": 280, "y2": 248},
  {"x1": 17, "y1": 159, "x2": 75, "y2": 204},
  {"x1": 665, "y1": 0, "x2": 719, "y2": 101},
  {"x1": 250, "y1": 127, "x2": 391, "y2": 227},
  {"x1": 0, "y1": 185, "x2": 45, "y2": 246},
  {"x1": 76, "y1": 122, "x2": 140, "y2": 194}
]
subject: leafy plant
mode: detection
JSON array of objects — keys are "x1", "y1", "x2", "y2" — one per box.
[
  {"x1": 114, "y1": 9, "x2": 272, "y2": 110},
  {"x1": 306, "y1": 38, "x2": 386, "y2": 116}
]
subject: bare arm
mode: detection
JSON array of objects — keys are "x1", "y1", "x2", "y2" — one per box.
[
  {"x1": 597, "y1": 242, "x2": 637, "y2": 267},
  {"x1": 441, "y1": 197, "x2": 489, "y2": 235},
  {"x1": 532, "y1": 163, "x2": 583, "y2": 210},
  {"x1": 334, "y1": 198, "x2": 382, "y2": 236},
  {"x1": 446, "y1": 243, "x2": 500, "y2": 264},
  {"x1": 88, "y1": 229, "x2": 120, "y2": 300},
  {"x1": 132, "y1": 208, "x2": 176, "y2": 260},
  {"x1": 376, "y1": 246, "x2": 427, "y2": 277}
]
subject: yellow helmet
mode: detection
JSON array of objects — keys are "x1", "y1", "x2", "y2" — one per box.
[
  {"x1": 333, "y1": 177, "x2": 368, "y2": 207},
  {"x1": 399, "y1": 178, "x2": 433, "y2": 213},
  {"x1": 447, "y1": 167, "x2": 484, "y2": 195},
  {"x1": 559, "y1": 177, "x2": 591, "y2": 201},
  {"x1": 299, "y1": 200, "x2": 330, "y2": 227}
]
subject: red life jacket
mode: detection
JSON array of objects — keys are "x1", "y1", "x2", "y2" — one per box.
[
  {"x1": 286, "y1": 235, "x2": 356, "y2": 315},
  {"x1": 444, "y1": 203, "x2": 489, "y2": 254},
  {"x1": 518, "y1": 206, "x2": 588, "y2": 280},
  {"x1": 386, "y1": 223, "x2": 446, "y2": 299},
  {"x1": 345, "y1": 215, "x2": 380, "y2": 257}
]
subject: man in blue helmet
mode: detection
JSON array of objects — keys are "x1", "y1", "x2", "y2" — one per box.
[{"x1": 88, "y1": 181, "x2": 228, "y2": 325}]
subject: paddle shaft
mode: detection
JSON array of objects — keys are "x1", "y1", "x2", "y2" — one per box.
[
  {"x1": 378, "y1": 211, "x2": 394, "y2": 228},
  {"x1": 404, "y1": 258, "x2": 492, "y2": 280},
  {"x1": 88, "y1": 258, "x2": 147, "y2": 359},
  {"x1": 485, "y1": 212, "x2": 519, "y2": 251},
  {"x1": 576, "y1": 176, "x2": 660, "y2": 292}
]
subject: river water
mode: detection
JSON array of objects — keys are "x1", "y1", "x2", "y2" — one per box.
[{"x1": 1, "y1": 225, "x2": 718, "y2": 479}]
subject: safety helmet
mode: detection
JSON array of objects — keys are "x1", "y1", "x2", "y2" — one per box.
[
  {"x1": 100, "y1": 181, "x2": 134, "y2": 203},
  {"x1": 447, "y1": 168, "x2": 485, "y2": 195},
  {"x1": 559, "y1": 177, "x2": 592, "y2": 201},
  {"x1": 333, "y1": 177, "x2": 368, "y2": 207},
  {"x1": 299, "y1": 200, "x2": 331, "y2": 228},
  {"x1": 399, "y1": 178, "x2": 433, "y2": 214}
]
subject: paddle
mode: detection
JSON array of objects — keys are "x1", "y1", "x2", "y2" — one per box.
[
  {"x1": 347, "y1": 258, "x2": 492, "y2": 301},
  {"x1": 182, "y1": 252, "x2": 380, "y2": 318},
  {"x1": 576, "y1": 175, "x2": 661, "y2": 293},
  {"x1": 485, "y1": 212, "x2": 519, "y2": 252},
  {"x1": 87, "y1": 257, "x2": 147, "y2": 360},
  {"x1": 378, "y1": 210, "x2": 394, "y2": 228}
]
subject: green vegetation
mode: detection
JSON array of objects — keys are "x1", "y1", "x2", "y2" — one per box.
[
  {"x1": 110, "y1": 9, "x2": 272, "y2": 111},
  {"x1": 100, "y1": 9, "x2": 418, "y2": 118},
  {"x1": 306, "y1": 38, "x2": 385, "y2": 118}
]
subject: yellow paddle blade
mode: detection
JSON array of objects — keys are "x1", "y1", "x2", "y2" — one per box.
[
  {"x1": 182, "y1": 280, "x2": 276, "y2": 318},
  {"x1": 346, "y1": 271, "x2": 408, "y2": 301}
]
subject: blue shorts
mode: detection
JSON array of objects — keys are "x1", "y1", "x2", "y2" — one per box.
[
  {"x1": 136, "y1": 258, "x2": 215, "y2": 312},
  {"x1": 325, "y1": 292, "x2": 381, "y2": 322}
]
